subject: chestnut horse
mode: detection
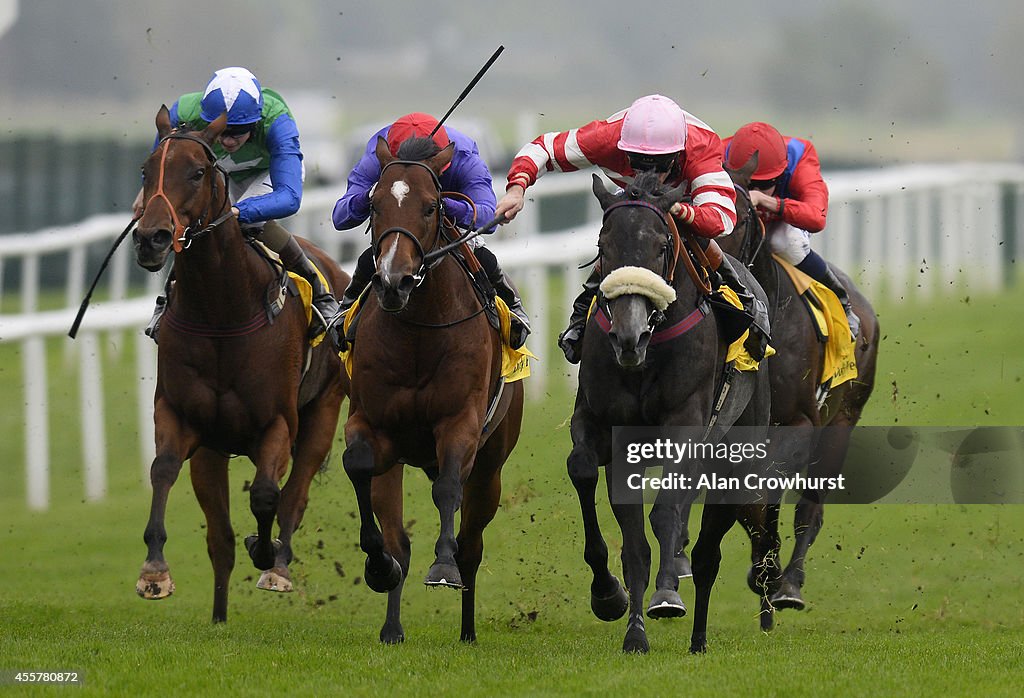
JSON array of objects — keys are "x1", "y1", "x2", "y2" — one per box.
[
  {"x1": 712, "y1": 153, "x2": 880, "y2": 610},
  {"x1": 566, "y1": 172, "x2": 780, "y2": 654},
  {"x1": 342, "y1": 136, "x2": 524, "y2": 643},
  {"x1": 132, "y1": 107, "x2": 349, "y2": 622}
]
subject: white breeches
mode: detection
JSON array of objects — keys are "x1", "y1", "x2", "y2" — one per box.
[{"x1": 767, "y1": 222, "x2": 812, "y2": 265}]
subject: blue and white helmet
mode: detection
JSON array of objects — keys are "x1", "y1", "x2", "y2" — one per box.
[{"x1": 200, "y1": 67, "x2": 264, "y2": 125}]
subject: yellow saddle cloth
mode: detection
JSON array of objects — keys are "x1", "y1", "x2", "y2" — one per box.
[
  {"x1": 338, "y1": 295, "x2": 535, "y2": 383},
  {"x1": 251, "y1": 239, "x2": 330, "y2": 348},
  {"x1": 773, "y1": 255, "x2": 858, "y2": 389},
  {"x1": 716, "y1": 286, "x2": 776, "y2": 372},
  {"x1": 286, "y1": 269, "x2": 328, "y2": 348}
]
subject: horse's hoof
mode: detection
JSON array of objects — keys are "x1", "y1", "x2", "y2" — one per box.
[
  {"x1": 689, "y1": 640, "x2": 708, "y2": 654},
  {"x1": 770, "y1": 580, "x2": 806, "y2": 611},
  {"x1": 591, "y1": 576, "x2": 629, "y2": 621},
  {"x1": 136, "y1": 561, "x2": 175, "y2": 600},
  {"x1": 759, "y1": 608, "x2": 775, "y2": 632},
  {"x1": 622, "y1": 625, "x2": 650, "y2": 654},
  {"x1": 747, "y1": 566, "x2": 762, "y2": 595},
  {"x1": 365, "y1": 555, "x2": 403, "y2": 593},
  {"x1": 244, "y1": 534, "x2": 282, "y2": 571},
  {"x1": 646, "y1": 589, "x2": 687, "y2": 619},
  {"x1": 424, "y1": 561, "x2": 464, "y2": 590},
  {"x1": 675, "y1": 553, "x2": 692, "y2": 579},
  {"x1": 256, "y1": 567, "x2": 293, "y2": 593},
  {"x1": 380, "y1": 624, "x2": 405, "y2": 644}
]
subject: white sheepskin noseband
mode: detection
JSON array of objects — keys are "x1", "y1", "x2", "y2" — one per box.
[{"x1": 599, "y1": 266, "x2": 676, "y2": 311}]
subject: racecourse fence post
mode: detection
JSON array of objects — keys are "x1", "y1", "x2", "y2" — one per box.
[{"x1": 79, "y1": 329, "x2": 107, "y2": 501}]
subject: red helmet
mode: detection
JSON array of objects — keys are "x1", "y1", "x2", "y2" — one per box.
[
  {"x1": 727, "y1": 122, "x2": 787, "y2": 180},
  {"x1": 387, "y1": 112, "x2": 450, "y2": 156}
]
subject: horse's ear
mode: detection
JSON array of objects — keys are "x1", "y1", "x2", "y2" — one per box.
[
  {"x1": 429, "y1": 142, "x2": 455, "y2": 175},
  {"x1": 155, "y1": 105, "x2": 173, "y2": 139},
  {"x1": 655, "y1": 182, "x2": 689, "y2": 212},
  {"x1": 375, "y1": 135, "x2": 393, "y2": 167},
  {"x1": 726, "y1": 150, "x2": 759, "y2": 188},
  {"x1": 200, "y1": 112, "x2": 228, "y2": 145},
  {"x1": 592, "y1": 173, "x2": 618, "y2": 210}
]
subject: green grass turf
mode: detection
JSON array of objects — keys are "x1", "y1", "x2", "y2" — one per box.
[{"x1": 1, "y1": 286, "x2": 1023, "y2": 695}]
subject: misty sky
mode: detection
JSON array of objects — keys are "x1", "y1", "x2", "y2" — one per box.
[{"x1": 1, "y1": 0, "x2": 1021, "y2": 164}]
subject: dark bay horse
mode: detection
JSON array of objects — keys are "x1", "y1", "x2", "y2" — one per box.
[
  {"x1": 715, "y1": 153, "x2": 880, "y2": 610},
  {"x1": 342, "y1": 136, "x2": 524, "y2": 644},
  {"x1": 567, "y1": 172, "x2": 779, "y2": 654},
  {"x1": 132, "y1": 107, "x2": 349, "y2": 622}
]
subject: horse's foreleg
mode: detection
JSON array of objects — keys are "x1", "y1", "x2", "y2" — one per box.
[
  {"x1": 567, "y1": 415, "x2": 626, "y2": 622},
  {"x1": 425, "y1": 431, "x2": 476, "y2": 589},
  {"x1": 608, "y1": 497, "x2": 652, "y2": 654},
  {"x1": 738, "y1": 501, "x2": 781, "y2": 632},
  {"x1": 190, "y1": 449, "x2": 234, "y2": 622},
  {"x1": 455, "y1": 453, "x2": 505, "y2": 643},
  {"x1": 646, "y1": 490, "x2": 686, "y2": 619},
  {"x1": 371, "y1": 465, "x2": 410, "y2": 643},
  {"x1": 673, "y1": 492, "x2": 696, "y2": 578},
  {"x1": 690, "y1": 503, "x2": 736, "y2": 654},
  {"x1": 246, "y1": 416, "x2": 291, "y2": 571},
  {"x1": 137, "y1": 402, "x2": 194, "y2": 601},
  {"x1": 343, "y1": 418, "x2": 401, "y2": 593},
  {"x1": 266, "y1": 387, "x2": 344, "y2": 593},
  {"x1": 775, "y1": 423, "x2": 852, "y2": 610}
]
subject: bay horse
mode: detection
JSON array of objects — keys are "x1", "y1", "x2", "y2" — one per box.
[
  {"x1": 341, "y1": 135, "x2": 524, "y2": 644},
  {"x1": 132, "y1": 107, "x2": 349, "y2": 622},
  {"x1": 712, "y1": 153, "x2": 880, "y2": 610},
  {"x1": 567, "y1": 172, "x2": 780, "y2": 654}
]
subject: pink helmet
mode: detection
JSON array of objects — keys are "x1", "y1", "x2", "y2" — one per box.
[{"x1": 617, "y1": 95, "x2": 688, "y2": 155}]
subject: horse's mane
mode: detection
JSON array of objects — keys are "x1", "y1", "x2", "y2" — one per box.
[
  {"x1": 395, "y1": 136, "x2": 442, "y2": 162},
  {"x1": 625, "y1": 171, "x2": 666, "y2": 201}
]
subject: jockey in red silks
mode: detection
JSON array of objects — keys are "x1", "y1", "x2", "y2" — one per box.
[
  {"x1": 496, "y1": 94, "x2": 768, "y2": 363},
  {"x1": 724, "y1": 122, "x2": 859, "y2": 339},
  {"x1": 333, "y1": 112, "x2": 530, "y2": 349}
]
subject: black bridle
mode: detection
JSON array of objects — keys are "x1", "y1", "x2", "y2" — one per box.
[
  {"x1": 371, "y1": 159, "x2": 449, "y2": 287},
  {"x1": 595, "y1": 199, "x2": 684, "y2": 331},
  {"x1": 732, "y1": 183, "x2": 767, "y2": 268}
]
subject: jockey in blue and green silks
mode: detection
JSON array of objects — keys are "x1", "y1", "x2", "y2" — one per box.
[{"x1": 134, "y1": 66, "x2": 340, "y2": 345}]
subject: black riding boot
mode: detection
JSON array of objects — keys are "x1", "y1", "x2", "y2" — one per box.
[
  {"x1": 698, "y1": 237, "x2": 771, "y2": 360},
  {"x1": 475, "y1": 246, "x2": 531, "y2": 349},
  {"x1": 340, "y1": 246, "x2": 376, "y2": 314},
  {"x1": 278, "y1": 237, "x2": 342, "y2": 348},
  {"x1": 558, "y1": 267, "x2": 601, "y2": 364},
  {"x1": 816, "y1": 265, "x2": 860, "y2": 341},
  {"x1": 144, "y1": 291, "x2": 168, "y2": 343}
]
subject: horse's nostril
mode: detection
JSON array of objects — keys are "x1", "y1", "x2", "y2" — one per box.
[
  {"x1": 152, "y1": 229, "x2": 173, "y2": 249},
  {"x1": 398, "y1": 275, "x2": 417, "y2": 295}
]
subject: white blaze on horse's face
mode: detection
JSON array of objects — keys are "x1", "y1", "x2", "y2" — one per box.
[
  {"x1": 390, "y1": 179, "x2": 410, "y2": 207},
  {"x1": 378, "y1": 236, "x2": 400, "y2": 276}
]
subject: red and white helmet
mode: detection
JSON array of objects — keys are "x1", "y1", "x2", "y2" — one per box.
[
  {"x1": 727, "y1": 122, "x2": 787, "y2": 180},
  {"x1": 617, "y1": 95, "x2": 688, "y2": 155}
]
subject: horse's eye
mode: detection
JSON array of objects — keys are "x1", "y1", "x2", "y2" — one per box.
[
  {"x1": 191, "y1": 168, "x2": 205, "y2": 181},
  {"x1": 425, "y1": 202, "x2": 437, "y2": 217}
]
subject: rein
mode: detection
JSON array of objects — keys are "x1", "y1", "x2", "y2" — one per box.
[
  {"x1": 147, "y1": 131, "x2": 233, "y2": 253},
  {"x1": 733, "y1": 184, "x2": 767, "y2": 268}
]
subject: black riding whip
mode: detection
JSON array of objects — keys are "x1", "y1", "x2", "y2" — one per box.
[
  {"x1": 430, "y1": 45, "x2": 504, "y2": 137},
  {"x1": 423, "y1": 212, "x2": 506, "y2": 265},
  {"x1": 68, "y1": 215, "x2": 140, "y2": 339}
]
